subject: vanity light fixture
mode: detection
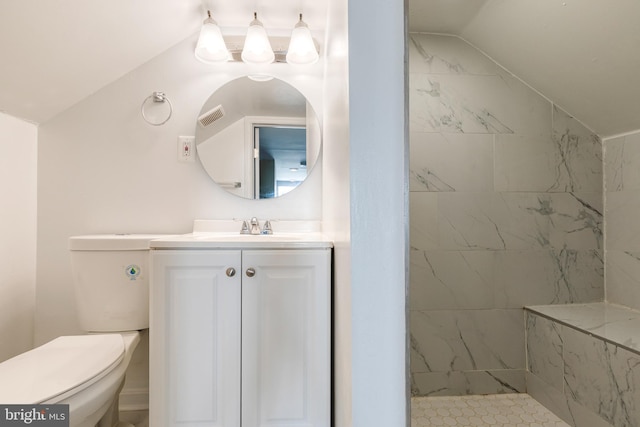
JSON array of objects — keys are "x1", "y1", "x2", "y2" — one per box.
[
  {"x1": 195, "y1": 10, "x2": 230, "y2": 63},
  {"x1": 193, "y1": 11, "x2": 319, "y2": 66},
  {"x1": 286, "y1": 14, "x2": 319, "y2": 65},
  {"x1": 241, "y1": 12, "x2": 275, "y2": 64}
]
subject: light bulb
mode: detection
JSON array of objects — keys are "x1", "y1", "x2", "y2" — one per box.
[
  {"x1": 241, "y1": 13, "x2": 275, "y2": 64},
  {"x1": 286, "y1": 14, "x2": 319, "y2": 65},
  {"x1": 195, "y1": 11, "x2": 230, "y2": 63}
]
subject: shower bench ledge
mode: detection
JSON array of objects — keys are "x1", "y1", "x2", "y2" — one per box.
[
  {"x1": 525, "y1": 302, "x2": 640, "y2": 427},
  {"x1": 525, "y1": 302, "x2": 640, "y2": 355}
]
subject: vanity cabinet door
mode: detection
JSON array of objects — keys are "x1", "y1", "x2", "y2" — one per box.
[
  {"x1": 241, "y1": 249, "x2": 331, "y2": 427},
  {"x1": 150, "y1": 250, "x2": 242, "y2": 427}
]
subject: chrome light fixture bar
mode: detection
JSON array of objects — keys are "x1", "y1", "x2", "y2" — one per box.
[{"x1": 194, "y1": 11, "x2": 319, "y2": 65}]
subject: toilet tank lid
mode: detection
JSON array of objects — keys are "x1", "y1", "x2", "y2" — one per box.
[
  {"x1": 0, "y1": 334, "x2": 124, "y2": 404},
  {"x1": 69, "y1": 234, "x2": 174, "y2": 251}
]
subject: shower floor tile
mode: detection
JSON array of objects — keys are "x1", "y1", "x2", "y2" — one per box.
[{"x1": 411, "y1": 394, "x2": 569, "y2": 427}]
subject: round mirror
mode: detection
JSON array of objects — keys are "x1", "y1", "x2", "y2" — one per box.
[{"x1": 195, "y1": 76, "x2": 322, "y2": 199}]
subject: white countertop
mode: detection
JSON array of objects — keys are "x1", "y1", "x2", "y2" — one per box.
[{"x1": 150, "y1": 232, "x2": 333, "y2": 249}]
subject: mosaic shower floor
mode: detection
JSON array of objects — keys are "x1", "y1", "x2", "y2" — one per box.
[{"x1": 411, "y1": 394, "x2": 570, "y2": 427}]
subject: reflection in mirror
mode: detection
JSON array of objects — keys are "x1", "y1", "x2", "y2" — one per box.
[{"x1": 195, "y1": 76, "x2": 321, "y2": 199}]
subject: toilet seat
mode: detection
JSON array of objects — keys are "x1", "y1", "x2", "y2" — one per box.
[{"x1": 0, "y1": 334, "x2": 124, "y2": 404}]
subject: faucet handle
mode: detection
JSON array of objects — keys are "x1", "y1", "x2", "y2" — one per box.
[
  {"x1": 261, "y1": 220, "x2": 273, "y2": 235},
  {"x1": 240, "y1": 220, "x2": 250, "y2": 234},
  {"x1": 249, "y1": 217, "x2": 261, "y2": 235}
]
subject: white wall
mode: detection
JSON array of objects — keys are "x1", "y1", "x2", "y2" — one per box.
[
  {"x1": 321, "y1": 0, "x2": 351, "y2": 424},
  {"x1": 348, "y1": 0, "x2": 409, "y2": 426},
  {"x1": 36, "y1": 33, "x2": 325, "y2": 344},
  {"x1": 35, "y1": 2, "x2": 411, "y2": 424},
  {"x1": 0, "y1": 112, "x2": 37, "y2": 362},
  {"x1": 35, "y1": 32, "x2": 325, "y2": 410}
]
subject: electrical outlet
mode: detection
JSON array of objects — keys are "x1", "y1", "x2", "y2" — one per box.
[{"x1": 178, "y1": 136, "x2": 195, "y2": 163}]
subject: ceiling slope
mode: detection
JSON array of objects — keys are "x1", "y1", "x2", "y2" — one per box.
[
  {"x1": 0, "y1": 0, "x2": 203, "y2": 124},
  {"x1": 0, "y1": 0, "x2": 326, "y2": 125},
  {"x1": 409, "y1": 0, "x2": 640, "y2": 138},
  {"x1": 2, "y1": 0, "x2": 638, "y2": 137}
]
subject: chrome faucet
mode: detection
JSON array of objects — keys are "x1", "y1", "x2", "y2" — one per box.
[
  {"x1": 249, "y1": 217, "x2": 261, "y2": 235},
  {"x1": 239, "y1": 218, "x2": 273, "y2": 235}
]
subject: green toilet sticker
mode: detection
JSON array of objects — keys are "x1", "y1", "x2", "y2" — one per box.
[{"x1": 125, "y1": 264, "x2": 141, "y2": 281}]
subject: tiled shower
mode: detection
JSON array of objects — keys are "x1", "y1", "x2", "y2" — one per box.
[{"x1": 408, "y1": 34, "x2": 604, "y2": 395}]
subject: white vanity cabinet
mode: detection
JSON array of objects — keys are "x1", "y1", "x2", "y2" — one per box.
[{"x1": 149, "y1": 246, "x2": 331, "y2": 427}]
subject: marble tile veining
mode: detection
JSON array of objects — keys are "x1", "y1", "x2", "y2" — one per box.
[
  {"x1": 563, "y1": 326, "x2": 640, "y2": 426},
  {"x1": 412, "y1": 370, "x2": 525, "y2": 397},
  {"x1": 436, "y1": 192, "x2": 602, "y2": 251},
  {"x1": 526, "y1": 306, "x2": 640, "y2": 426},
  {"x1": 495, "y1": 107, "x2": 602, "y2": 194},
  {"x1": 410, "y1": 132, "x2": 494, "y2": 192},
  {"x1": 410, "y1": 73, "x2": 550, "y2": 135},
  {"x1": 494, "y1": 134, "x2": 557, "y2": 193},
  {"x1": 410, "y1": 250, "x2": 495, "y2": 311},
  {"x1": 549, "y1": 106, "x2": 603, "y2": 193},
  {"x1": 606, "y1": 190, "x2": 640, "y2": 252},
  {"x1": 411, "y1": 309, "x2": 524, "y2": 373},
  {"x1": 526, "y1": 314, "x2": 564, "y2": 390},
  {"x1": 605, "y1": 132, "x2": 640, "y2": 192},
  {"x1": 409, "y1": 34, "x2": 500, "y2": 75},
  {"x1": 606, "y1": 250, "x2": 640, "y2": 311},
  {"x1": 409, "y1": 33, "x2": 605, "y2": 400},
  {"x1": 409, "y1": 249, "x2": 603, "y2": 311},
  {"x1": 526, "y1": 303, "x2": 640, "y2": 354},
  {"x1": 495, "y1": 249, "x2": 603, "y2": 307},
  {"x1": 526, "y1": 372, "x2": 614, "y2": 427},
  {"x1": 410, "y1": 192, "x2": 438, "y2": 251}
]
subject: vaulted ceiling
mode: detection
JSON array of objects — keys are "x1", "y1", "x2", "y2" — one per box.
[
  {"x1": 410, "y1": 0, "x2": 640, "y2": 138},
  {"x1": 0, "y1": 0, "x2": 325, "y2": 125},
  {"x1": 2, "y1": 0, "x2": 639, "y2": 137}
]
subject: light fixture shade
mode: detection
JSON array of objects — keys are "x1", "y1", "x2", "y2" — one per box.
[
  {"x1": 247, "y1": 74, "x2": 274, "y2": 82},
  {"x1": 286, "y1": 15, "x2": 319, "y2": 65},
  {"x1": 241, "y1": 14, "x2": 275, "y2": 64},
  {"x1": 195, "y1": 13, "x2": 229, "y2": 63}
]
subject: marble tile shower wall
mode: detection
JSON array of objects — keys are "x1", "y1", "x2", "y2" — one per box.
[
  {"x1": 526, "y1": 312, "x2": 640, "y2": 426},
  {"x1": 409, "y1": 34, "x2": 604, "y2": 396},
  {"x1": 605, "y1": 131, "x2": 640, "y2": 311}
]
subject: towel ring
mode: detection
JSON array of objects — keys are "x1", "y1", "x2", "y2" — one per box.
[{"x1": 141, "y1": 92, "x2": 173, "y2": 126}]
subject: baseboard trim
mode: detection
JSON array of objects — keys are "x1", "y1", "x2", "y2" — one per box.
[{"x1": 119, "y1": 387, "x2": 149, "y2": 412}]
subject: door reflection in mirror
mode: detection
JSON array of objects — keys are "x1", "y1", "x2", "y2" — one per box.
[{"x1": 254, "y1": 125, "x2": 307, "y2": 199}]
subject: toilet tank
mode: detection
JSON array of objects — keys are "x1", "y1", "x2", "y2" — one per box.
[{"x1": 69, "y1": 234, "x2": 167, "y2": 332}]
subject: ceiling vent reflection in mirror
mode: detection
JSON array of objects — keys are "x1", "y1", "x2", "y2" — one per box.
[{"x1": 198, "y1": 104, "x2": 225, "y2": 127}]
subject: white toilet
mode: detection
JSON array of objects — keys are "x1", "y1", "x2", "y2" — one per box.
[{"x1": 0, "y1": 234, "x2": 165, "y2": 427}]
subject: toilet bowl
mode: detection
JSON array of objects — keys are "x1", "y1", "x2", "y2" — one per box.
[
  {"x1": 0, "y1": 234, "x2": 167, "y2": 427},
  {"x1": 0, "y1": 332, "x2": 139, "y2": 427}
]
